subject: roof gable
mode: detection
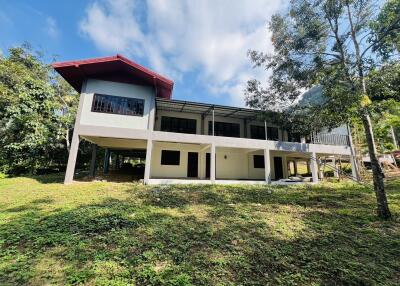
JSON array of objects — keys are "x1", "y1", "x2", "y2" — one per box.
[{"x1": 52, "y1": 54, "x2": 174, "y2": 99}]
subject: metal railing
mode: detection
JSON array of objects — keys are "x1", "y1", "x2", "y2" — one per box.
[{"x1": 312, "y1": 133, "x2": 350, "y2": 146}]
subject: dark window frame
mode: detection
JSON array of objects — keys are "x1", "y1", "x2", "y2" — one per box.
[
  {"x1": 253, "y1": 155, "x2": 265, "y2": 168},
  {"x1": 250, "y1": 125, "x2": 266, "y2": 140},
  {"x1": 161, "y1": 116, "x2": 197, "y2": 134},
  {"x1": 91, "y1": 93, "x2": 144, "y2": 116},
  {"x1": 267, "y1": 126, "x2": 279, "y2": 141},
  {"x1": 161, "y1": 150, "x2": 180, "y2": 165},
  {"x1": 288, "y1": 132, "x2": 302, "y2": 143},
  {"x1": 208, "y1": 121, "x2": 240, "y2": 137}
]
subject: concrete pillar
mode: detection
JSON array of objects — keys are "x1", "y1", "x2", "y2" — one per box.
[
  {"x1": 199, "y1": 150, "x2": 204, "y2": 179},
  {"x1": 318, "y1": 160, "x2": 324, "y2": 180},
  {"x1": 282, "y1": 155, "x2": 288, "y2": 178},
  {"x1": 115, "y1": 154, "x2": 120, "y2": 169},
  {"x1": 148, "y1": 97, "x2": 156, "y2": 131},
  {"x1": 210, "y1": 144, "x2": 216, "y2": 183},
  {"x1": 103, "y1": 149, "x2": 110, "y2": 174},
  {"x1": 212, "y1": 108, "x2": 215, "y2": 136},
  {"x1": 264, "y1": 120, "x2": 268, "y2": 140},
  {"x1": 264, "y1": 149, "x2": 271, "y2": 183},
  {"x1": 64, "y1": 132, "x2": 80, "y2": 184},
  {"x1": 390, "y1": 126, "x2": 398, "y2": 150},
  {"x1": 293, "y1": 160, "x2": 298, "y2": 176},
  {"x1": 89, "y1": 144, "x2": 97, "y2": 178},
  {"x1": 310, "y1": 152, "x2": 319, "y2": 183},
  {"x1": 350, "y1": 155, "x2": 359, "y2": 182},
  {"x1": 201, "y1": 114, "x2": 205, "y2": 135},
  {"x1": 144, "y1": 140, "x2": 153, "y2": 184},
  {"x1": 332, "y1": 157, "x2": 339, "y2": 177}
]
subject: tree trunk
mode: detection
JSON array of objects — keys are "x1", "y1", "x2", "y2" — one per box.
[
  {"x1": 345, "y1": 4, "x2": 391, "y2": 219},
  {"x1": 361, "y1": 111, "x2": 391, "y2": 219}
]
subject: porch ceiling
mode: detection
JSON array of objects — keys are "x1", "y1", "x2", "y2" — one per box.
[{"x1": 82, "y1": 136, "x2": 147, "y2": 149}]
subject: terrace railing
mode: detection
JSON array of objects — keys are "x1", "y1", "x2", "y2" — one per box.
[{"x1": 312, "y1": 133, "x2": 350, "y2": 146}]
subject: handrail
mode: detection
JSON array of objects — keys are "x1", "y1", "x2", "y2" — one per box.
[{"x1": 312, "y1": 133, "x2": 349, "y2": 146}]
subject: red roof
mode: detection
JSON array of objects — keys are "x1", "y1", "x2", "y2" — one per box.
[{"x1": 52, "y1": 54, "x2": 174, "y2": 99}]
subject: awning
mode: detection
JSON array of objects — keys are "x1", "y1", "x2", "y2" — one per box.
[{"x1": 156, "y1": 98, "x2": 278, "y2": 121}]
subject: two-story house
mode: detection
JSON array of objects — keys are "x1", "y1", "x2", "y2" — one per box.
[{"x1": 53, "y1": 54, "x2": 357, "y2": 185}]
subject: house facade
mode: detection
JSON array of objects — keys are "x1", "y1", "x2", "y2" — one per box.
[{"x1": 53, "y1": 55, "x2": 357, "y2": 185}]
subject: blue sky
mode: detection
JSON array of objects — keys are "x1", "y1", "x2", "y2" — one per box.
[{"x1": 0, "y1": 0, "x2": 286, "y2": 106}]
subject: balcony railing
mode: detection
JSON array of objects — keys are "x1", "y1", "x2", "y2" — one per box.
[{"x1": 312, "y1": 133, "x2": 349, "y2": 146}]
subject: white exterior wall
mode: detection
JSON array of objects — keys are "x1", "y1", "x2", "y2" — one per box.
[
  {"x1": 149, "y1": 144, "x2": 283, "y2": 180},
  {"x1": 79, "y1": 79, "x2": 155, "y2": 130},
  {"x1": 248, "y1": 150, "x2": 266, "y2": 180},
  {"x1": 151, "y1": 142, "x2": 204, "y2": 178}
]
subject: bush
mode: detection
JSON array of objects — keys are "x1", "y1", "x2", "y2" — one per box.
[{"x1": 0, "y1": 173, "x2": 6, "y2": 179}]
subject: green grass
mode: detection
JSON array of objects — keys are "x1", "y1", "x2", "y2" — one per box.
[{"x1": 0, "y1": 174, "x2": 399, "y2": 286}]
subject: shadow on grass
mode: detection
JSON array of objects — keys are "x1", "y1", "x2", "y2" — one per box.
[{"x1": 0, "y1": 183, "x2": 399, "y2": 285}]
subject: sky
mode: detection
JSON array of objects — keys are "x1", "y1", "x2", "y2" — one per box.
[{"x1": 0, "y1": 0, "x2": 287, "y2": 107}]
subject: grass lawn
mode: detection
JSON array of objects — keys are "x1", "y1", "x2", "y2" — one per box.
[{"x1": 0, "y1": 175, "x2": 399, "y2": 286}]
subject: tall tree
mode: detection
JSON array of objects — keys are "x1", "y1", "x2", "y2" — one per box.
[
  {"x1": 0, "y1": 45, "x2": 78, "y2": 174},
  {"x1": 246, "y1": 0, "x2": 400, "y2": 219}
]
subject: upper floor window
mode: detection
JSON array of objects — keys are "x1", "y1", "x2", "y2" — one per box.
[
  {"x1": 161, "y1": 116, "x2": 196, "y2": 134},
  {"x1": 208, "y1": 121, "x2": 240, "y2": 137},
  {"x1": 250, "y1": 125, "x2": 266, "y2": 140},
  {"x1": 91, "y1": 93, "x2": 144, "y2": 116},
  {"x1": 288, "y1": 132, "x2": 302, "y2": 143},
  {"x1": 267, "y1": 126, "x2": 279, "y2": 141}
]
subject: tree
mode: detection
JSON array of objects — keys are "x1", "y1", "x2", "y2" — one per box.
[
  {"x1": 246, "y1": 0, "x2": 400, "y2": 219},
  {"x1": 0, "y1": 45, "x2": 78, "y2": 174}
]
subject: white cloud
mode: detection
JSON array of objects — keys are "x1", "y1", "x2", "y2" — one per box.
[
  {"x1": 79, "y1": 0, "x2": 286, "y2": 106},
  {"x1": 45, "y1": 17, "x2": 59, "y2": 39}
]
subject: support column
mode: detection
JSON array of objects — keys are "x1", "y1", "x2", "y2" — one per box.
[
  {"x1": 89, "y1": 144, "x2": 97, "y2": 178},
  {"x1": 350, "y1": 155, "x2": 358, "y2": 182},
  {"x1": 347, "y1": 124, "x2": 360, "y2": 181},
  {"x1": 148, "y1": 97, "x2": 156, "y2": 131},
  {"x1": 294, "y1": 160, "x2": 298, "y2": 176},
  {"x1": 210, "y1": 144, "x2": 216, "y2": 183},
  {"x1": 310, "y1": 152, "x2": 319, "y2": 183},
  {"x1": 144, "y1": 140, "x2": 153, "y2": 184},
  {"x1": 201, "y1": 114, "x2": 205, "y2": 135},
  {"x1": 318, "y1": 160, "x2": 324, "y2": 180},
  {"x1": 332, "y1": 157, "x2": 339, "y2": 177},
  {"x1": 264, "y1": 149, "x2": 271, "y2": 183},
  {"x1": 103, "y1": 149, "x2": 110, "y2": 174},
  {"x1": 115, "y1": 154, "x2": 120, "y2": 169},
  {"x1": 212, "y1": 107, "x2": 215, "y2": 136},
  {"x1": 390, "y1": 126, "x2": 398, "y2": 150},
  {"x1": 282, "y1": 155, "x2": 288, "y2": 178},
  {"x1": 64, "y1": 132, "x2": 80, "y2": 184}
]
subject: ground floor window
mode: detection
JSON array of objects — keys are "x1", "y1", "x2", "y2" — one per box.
[
  {"x1": 161, "y1": 150, "x2": 180, "y2": 165},
  {"x1": 253, "y1": 155, "x2": 265, "y2": 168}
]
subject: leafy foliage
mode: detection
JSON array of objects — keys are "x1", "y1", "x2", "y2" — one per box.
[
  {"x1": 0, "y1": 45, "x2": 79, "y2": 174},
  {"x1": 246, "y1": 0, "x2": 400, "y2": 219},
  {"x1": 246, "y1": 0, "x2": 400, "y2": 135},
  {"x1": 0, "y1": 176, "x2": 399, "y2": 285}
]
